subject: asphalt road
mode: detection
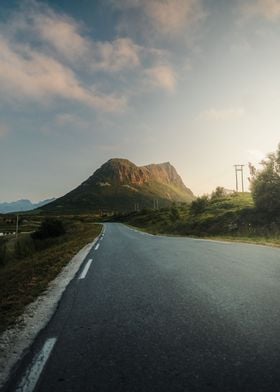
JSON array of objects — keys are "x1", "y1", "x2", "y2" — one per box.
[{"x1": 4, "y1": 223, "x2": 280, "y2": 392}]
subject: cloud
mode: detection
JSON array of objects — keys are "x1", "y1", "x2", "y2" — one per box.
[
  {"x1": 94, "y1": 38, "x2": 140, "y2": 72},
  {"x1": 199, "y1": 107, "x2": 245, "y2": 121},
  {"x1": 36, "y1": 14, "x2": 141, "y2": 72},
  {"x1": 0, "y1": 36, "x2": 125, "y2": 111},
  {"x1": 144, "y1": 0, "x2": 204, "y2": 35},
  {"x1": 242, "y1": 0, "x2": 280, "y2": 20},
  {"x1": 0, "y1": 2, "x2": 134, "y2": 111},
  {"x1": 0, "y1": 1, "x2": 181, "y2": 111},
  {"x1": 36, "y1": 15, "x2": 90, "y2": 62},
  {"x1": 112, "y1": 0, "x2": 204, "y2": 36},
  {"x1": 10, "y1": 3, "x2": 141, "y2": 73},
  {"x1": 5, "y1": 1, "x2": 90, "y2": 62},
  {"x1": 145, "y1": 65, "x2": 177, "y2": 92}
]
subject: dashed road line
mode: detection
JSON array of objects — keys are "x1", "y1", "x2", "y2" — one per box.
[
  {"x1": 16, "y1": 338, "x2": 57, "y2": 392},
  {"x1": 78, "y1": 259, "x2": 93, "y2": 280},
  {"x1": 95, "y1": 243, "x2": 100, "y2": 250}
]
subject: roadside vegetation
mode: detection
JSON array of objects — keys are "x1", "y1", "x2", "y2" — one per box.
[
  {"x1": 0, "y1": 216, "x2": 101, "y2": 333},
  {"x1": 115, "y1": 144, "x2": 280, "y2": 246}
]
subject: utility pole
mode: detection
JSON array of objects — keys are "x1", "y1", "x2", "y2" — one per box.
[
  {"x1": 234, "y1": 165, "x2": 245, "y2": 192},
  {"x1": 15, "y1": 215, "x2": 19, "y2": 238}
]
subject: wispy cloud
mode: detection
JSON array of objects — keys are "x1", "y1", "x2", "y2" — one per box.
[
  {"x1": 35, "y1": 14, "x2": 141, "y2": 72},
  {"x1": 145, "y1": 65, "x2": 177, "y2": 92},
  {"x1": 242, "y1": 0, "x2": 280, "y2": 20},
  {"x1": 94, "y1": 38, "x2": 140, "y2": 72},
  {"x1": 0, "y1": 36, "x2": 125, "y2": 111},
  {"x1": 36, "y1": 15, "x2": 90, "y2": 62},
  {"x1": 199, "y1": 107, "x2": 245, "y2": 121},
  {"x1": 0, "y1": 2, "x2": 148, "y2": 111},
  {"x1": 144, "y1": 0, "x2": 204, "y2": 35},
  {"x1": 112, "y1": 0, "x2": 204, "y2": 36},
  {"x1": 0, "y1": 1, "x2": 178, "y2": 111}
]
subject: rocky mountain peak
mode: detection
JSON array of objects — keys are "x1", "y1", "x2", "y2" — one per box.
[
  {"x1": 42, "y1": 158, "x2": 194, "y2": 213},
  {"x1": 85, "y1": 158, "x2": 190, "y2": 191}
]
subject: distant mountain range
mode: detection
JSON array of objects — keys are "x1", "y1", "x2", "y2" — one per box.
[
  {"x1": 0, "y1": 198, "x2": 55, "y2": 214},
  {"x1": 42, "y1": 158, "x2": 194, "y2": 213}
]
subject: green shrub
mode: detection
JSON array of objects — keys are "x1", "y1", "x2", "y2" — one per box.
[
  {"x1": 189, "y1": 196, "x2": 209, "y2": 215},
  {"x1": 170, "y1": 207, "x2": 180, "y2": 221},
  {"x1": 211, "y1": 186, "x2": 227, "y2": 200},
  {"x1": 0, "y1": 240, "x2": 7, "y2": 266},
  {"x1": 31, "y1": 219, "x2": 66, "y2": 240},
  {"x1": 250, "y1": 143, "x2": 280, "y2": 215}
]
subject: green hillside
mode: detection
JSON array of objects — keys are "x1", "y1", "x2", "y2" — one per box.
[{"x1": 115, "y1": 192, "x2": 280, "y2": 245}]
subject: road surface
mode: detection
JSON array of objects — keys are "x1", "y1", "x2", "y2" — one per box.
[{"x1": 3, "y1": 223, "x2": 280, "y2": 392}]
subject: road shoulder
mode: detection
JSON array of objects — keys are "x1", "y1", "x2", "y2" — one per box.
[{"x1": 0, "y1": 234, "x2": 101, "y2": 389}]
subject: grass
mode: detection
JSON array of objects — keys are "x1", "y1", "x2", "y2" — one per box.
[
  {"x1": 126, "y1": 224, "x2": 280, "y2": 247},
  {"x1": 115, "y1": 193, "x2": 280, "y2": 247},
  {"x1": 203, "y1": 235, "x2": 280, "y2": 247},
  {"x1": 0, "y1": 217, "x2": 101, "y2": 333}
]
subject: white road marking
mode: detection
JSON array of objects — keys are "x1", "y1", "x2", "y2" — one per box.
[
  {"x1": 132, "y1": 228, "x2": 153, "y2": 237},
  {"x1": 78, "y1": 259, "x2": 93, "y2": 279},
  {"x1": 16, "y1": 338, "x2": 57, "y2": 392},
  {"x1": 95, "y1": 243, "x2": 100, "y2": 250},
  {"x1": 189, "y1": 238, "x2": 232, "y2": 245},
  {"x1": 124, "y1": 225, "x2": 153, "y2": 237}
]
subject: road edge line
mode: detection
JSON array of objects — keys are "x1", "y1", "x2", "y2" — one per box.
[
  {"x1": 0, "y1": 224, "x2": 104, "y2": 390},
  {"x1": 16, "y1": 338, "x2": 57, "y2": 392}
]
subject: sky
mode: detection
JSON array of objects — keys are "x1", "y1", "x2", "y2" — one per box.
[{"x1": 0, "y1": 0, "x2": 280, "y2": 202}]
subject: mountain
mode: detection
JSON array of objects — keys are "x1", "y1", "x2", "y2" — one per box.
[
  {"x1": 0, "y1": 199, "x2": 55, "y2": 214},
  {"x1": 42, "y1": 158, "x2": 195, "y2": 213}
]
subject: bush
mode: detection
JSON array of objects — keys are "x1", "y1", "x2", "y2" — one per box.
[
  {"x1": 0, "y1": 240, "x2": 7, "y2": 266},
  {"x1": 31, "y1": 219, "x2": 66, "y2": 240},
  {"x1": 189, "y1": 196, "x2": 209, "y2": 215},
  {"x1": 170, "y1": 207, "x2": 180, "y2": 221},
  {"x1": 211, "y1": 186, "x2": 227, "y2": 200},
  {"x1": 250, "y1": 144, "x2": 280, "y2": 215}
]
